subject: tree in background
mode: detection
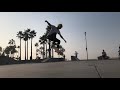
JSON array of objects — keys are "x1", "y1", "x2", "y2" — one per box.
[
  {"x1": 0, "y1": 46, "x2": 2, "y2": 56},
  {"x1": 22, "y1": 31, "x2": 28, "y2": 60},
  {"x1": 8, "y1": 39, "x2": 17, "y2": 58},
  {"x1": 35, "y1": 43, "x2": 39, "y2": 59},
  {"x1": 39, "y1": 34, "x2": 47, "y2": 59},
  {"x1": 46, "y1": 26, "x2": 51, "y2": 58},
  {"x1": 23, "y1": 29, "x2": 31, "y2": 60},
  {"x1": 16, "y1": 31, "x2": 23, "y2": 60},
  {"x1": 29, "y1": 30, "x2": 36, "y2": 60}
]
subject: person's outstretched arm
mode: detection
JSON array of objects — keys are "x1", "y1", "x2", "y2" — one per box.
[
  {"x1": 45, "y1": 20, "x2": 52, "y2": 26},
  {"x1": 58, "y1": 32, "x2": 67, "y2": 43}
]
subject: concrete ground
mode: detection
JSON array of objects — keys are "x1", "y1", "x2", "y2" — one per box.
[{"x1": 0, "y1": 60, "x2": 120, "y2": 78}]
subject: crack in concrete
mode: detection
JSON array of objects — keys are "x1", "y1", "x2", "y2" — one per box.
[{"x1": 93, "y1": 65, "x2": 102, "y2": 78}]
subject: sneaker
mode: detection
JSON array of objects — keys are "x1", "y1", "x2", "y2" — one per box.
[{"x1": 55, "y1": 48, "x2": 59, "y2": 52}]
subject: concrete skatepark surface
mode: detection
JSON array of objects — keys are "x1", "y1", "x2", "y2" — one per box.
[{"x1": 0, "y1": 59, "x2": 120, "y2": 78}]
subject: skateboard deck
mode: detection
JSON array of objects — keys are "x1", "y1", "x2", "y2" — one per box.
[{"x1": 52, "y1": 45, "x2": 64, "y2": 55}]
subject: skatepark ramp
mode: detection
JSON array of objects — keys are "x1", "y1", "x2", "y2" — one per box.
[
  {"x1": 41, "y1": 58, "x2": 65, "y2": 63},
  {"x1": 71, "y1": 56, "x2": 80, "y2": 61}
]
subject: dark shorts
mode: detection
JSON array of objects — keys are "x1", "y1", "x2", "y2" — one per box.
[
  {"x1": 47, "y1": 33, "x2": 60, "y2": 48},
  {"x1": 102, "y1": 55, "x2": 106, "y2": 58},
  {"x1": 47, "y1": 33, "x2": 56, "y2": 41}
]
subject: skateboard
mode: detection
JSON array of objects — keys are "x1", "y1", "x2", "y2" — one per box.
[{"x1": 51, "y1": 44, "x2": 64, "y2": 55}]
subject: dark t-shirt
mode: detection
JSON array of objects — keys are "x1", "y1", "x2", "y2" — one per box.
[
  {"x1": 102, "y1": 51, "x2": 106, "y2": 56},
  {"x1": 47, "y1": 25, "x2": 60, "y2": 36}
]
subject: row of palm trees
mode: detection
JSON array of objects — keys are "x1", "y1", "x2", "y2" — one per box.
[
  {"x1": 17, "y1": 29, "x2": 36, "y2": 60},
  {"x1": 0, "y1": 25, "x2": 65, "y2": 60}
]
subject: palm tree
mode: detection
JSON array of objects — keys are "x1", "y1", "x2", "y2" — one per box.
[
  {"x1": 10, "y1": 45, "x2": 18, "y2": 58},
  {"x1": 17, "y1": 31, "x2": 23, "y2": 60},
  {"x1": 48, "y1": 40, "x2": 51, "y2": 58},
  {"x1": 1, "y1": 48, "x2": 5, "y2": 56},
  {"x1": 8, "y1": 39, "x2": 15, "y2": 46},
  {"x1": 36, "y1": 49, "x2": 40, "y2": 59},
  {"x1": 39, "y1": 46, "x2": 43, "y2": 58},
  {"x1": 51, "y1": 46, "x2": 54, "y2": 58},
  {"x1": 29, "y1": 30, "x2": 36, "y2": 60},
  {"x1": 4, "y1": 46, "x2": 10, "y2": 57},
  {"x1": 24, "y1": 37, "x2": 27, "y2": 60},
  {"x1": 45, "y1": 40, "x2": 48, "y2": 58},
  {"x1": 22, "y1": 29, "x2": 31, "y2": 60},
  {"x1": 8, "y1": 39, "x2": 16, "y2": 57},
  {"x1": 46, "y1": 26, "x2": 51, "y2": 58},
  {"x1": 16, "y1": 46, "x2": 20, "y2": 59},
  {"x1": 0, "y1": 46, "x2": 2, "y2": 56},
  {"x1": 22, "y1": 31, "x2": 28, "y2": 60},
  {"x1": 39, "y1": 39, "x2": 45, "y2": 59},
  {"x1": 35, "y1": 43, "x2": 39, "y2": 59},
  {"x1": 41, "y1": 35, "x2": 48, "y2": 59},
  {"x1": 25, "y1": 29, "x2": 31, "y2": 60},
  {"x1": 4, "y1": 45, "x2": 17, "y2": 58},
  {"x1": 39, "y1": 34, "x2": 46, "y2": 59},
  {"x1": 50, "y1": 41, "x2": 54, "y2": 58}
]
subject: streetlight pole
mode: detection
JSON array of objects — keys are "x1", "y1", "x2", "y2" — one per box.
[
  {"x1": 118, "y1": 45, "x2": 120, "y2": 59},
  {"x1": 85, "y1": 32, "x2": 88, "y2": 60}
]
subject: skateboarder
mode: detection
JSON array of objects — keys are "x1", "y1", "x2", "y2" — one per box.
[{"x1": 45, "y1": 20, "x2": 67, "y2": 52}]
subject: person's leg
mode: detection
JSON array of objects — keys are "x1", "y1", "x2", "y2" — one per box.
[
  {"x1": 51, "y1": 37, "x2": 60, "y2": 52},
  {"x1": 51, "y1": 33, "x2": 57, "y2": 46},
  {"x1": 47, "y1": 35, "x2": 52, "y2": 41},
  {"x1": 54, "y1": 38, "x2": 60, "y2": 48}
]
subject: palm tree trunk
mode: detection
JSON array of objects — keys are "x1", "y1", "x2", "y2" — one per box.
[
  {"x1": 40, "y1": 47, "x2": 41, "y2": 58},
  {"x1": 10, "y1": 51, "x2": 11, "y2": 58},
  {"x1": 18, "y1": 48, "x2": 19, "y2": 60},
  {"x1": 25, "y1": 41, "x2": 26, "y2": 60},
  {"x1": 42, "y1": 46, "x2": 44, "y2": 59},
  {"x1": 46, "y1": 42, "x2": 47, "y2": 58},
  {"x1": 43, "y1": 43, "x2": 45, "y2": 59},
  {"x1": 13, "y1": 53, "x2": 14, "y2": 58},
  {"x1": 48, "y1": 40, "x2": 51, "y2": 58},
  {"x1": 31, "y1": 38, "x2": 32, "y2": 60},
  {"x1": 36, "y1": 47, "x2": 37, "y2": 59},
  {"x1": 20, "y1": 38, "x2": 21, "y2": 60},
  {"x1": 58, "y1": 54, "x2": 60, "y2": 58},
  {"x1": 52, "y1": 48, "x2": 54, "y2": 58},
  {"x1": 27, "y1": 40, "x2": 28, "y2": 60}
]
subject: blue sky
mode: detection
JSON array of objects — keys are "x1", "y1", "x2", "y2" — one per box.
[{"x1": 0, "y1": 12, "x2": 120, "y2": 60}]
